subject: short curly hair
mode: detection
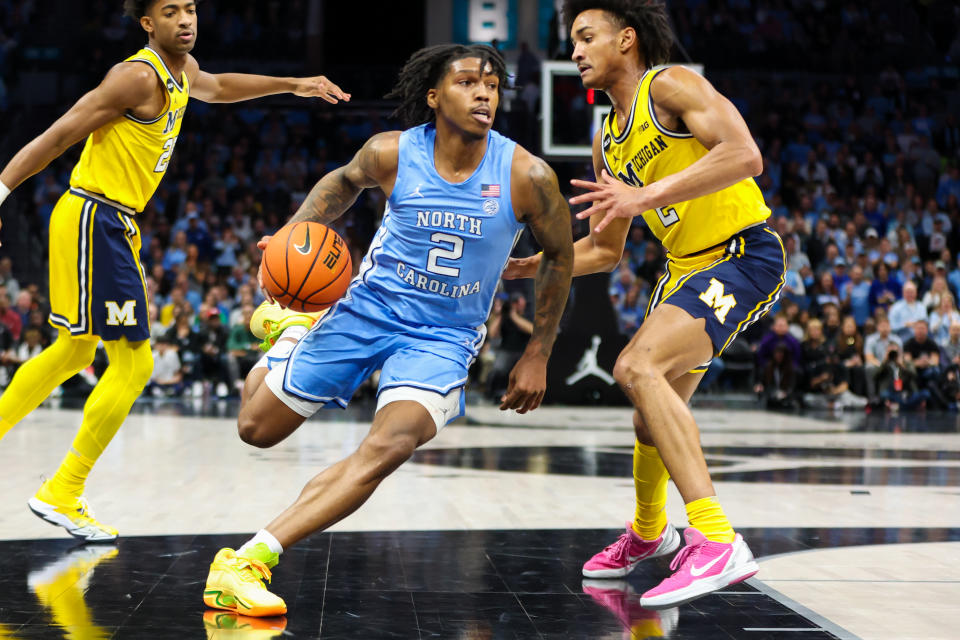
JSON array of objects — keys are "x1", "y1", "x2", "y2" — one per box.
[
  {"x1": 562, "y1": 0, "x2": 674, "y2": 67},
  {"x1": 122, "y1": 0, "x2": 154, "y2": 19}
]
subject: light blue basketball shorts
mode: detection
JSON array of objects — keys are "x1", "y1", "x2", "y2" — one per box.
[{"x1": 263, "y1": 284, "x2": 485, "y2": 428}]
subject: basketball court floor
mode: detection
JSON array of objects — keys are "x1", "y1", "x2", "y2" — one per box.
[{"x1": 0, "y1": 400, "x2": 957, "y2": 638}]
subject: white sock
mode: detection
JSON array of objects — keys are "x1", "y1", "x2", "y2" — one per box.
[
  {"x1": 238, "y1": 529, "x2": 284, "y2": 556},
  {"x1": 251, "y1": 325, "x2": 308, "y2": 371}
]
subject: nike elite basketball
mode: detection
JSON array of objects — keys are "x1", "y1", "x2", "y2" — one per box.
[{"x1": 262, "y1": 221, "x2": 352, "y2": 312}]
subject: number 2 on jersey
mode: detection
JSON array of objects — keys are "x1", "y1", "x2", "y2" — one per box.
[
  {"x1": 154, "y1": 135, "x2": 178, "y2": 173},
  {"x1": 426, "y1": 232, "x2": 463, "y2": 277},
  {"x1": 655, "y1": 205, "x2": 679, "y2": 227}
]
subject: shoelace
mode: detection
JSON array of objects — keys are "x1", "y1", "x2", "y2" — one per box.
[
  {"x1": 668, "y1": 541, "x2": 703, "y2": 572},
  {"x1": 234, "y1": 555, "x2": 273, "y2": 585},
  {"x1": 602, "y1": 531, "x2": 634, "y2": 564}
]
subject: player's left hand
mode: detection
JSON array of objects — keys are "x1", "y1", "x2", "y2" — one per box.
[
  {"x1": 570, "y1": 170, "x2": 654, "y2": 233},
  {"x1": 293, "y1": 76, "x2": 351, "y2": 104},
  {"x1": 500, "y1": 354, "x2": 547, "y2": 414}
]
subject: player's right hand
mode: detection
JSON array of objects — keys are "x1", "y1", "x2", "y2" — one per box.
[
  {"x1": 502, "y1": 255, "x2": 540, "y2": 280},
  {"x1": 257, "y1": 235, "x2": 274, "y2": 303}
]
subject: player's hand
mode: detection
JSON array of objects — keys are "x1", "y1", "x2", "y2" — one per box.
[
  {"x1": 570, "y1": 170, "x2": 654, "y2": 233},
  {"x1": 257, "y1": 235, "x2": 274, "y2": 303},
  {"x1": 293, "y1": 75, "x2": 351, "y2": 104},
  {"x1": 502, "y1": 254, "x2": 540, "y2": 280},
  {"x1": 500, "y1": 353, "x2": 547, "y2": 414}
]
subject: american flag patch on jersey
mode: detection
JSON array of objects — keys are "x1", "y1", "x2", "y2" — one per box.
[{"x1": 480, "y1": 184, "x2": 500, "y2": 197}]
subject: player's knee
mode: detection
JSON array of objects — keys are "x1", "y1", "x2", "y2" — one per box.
[
  {"x1": 237, "y1": 416, "x2": 270, "y2": 448},
  {"x1": 357, "y1": 431, "x2": 418, "y2": 479},
  {"x1": 129, "y1": 347, "x2": 154, "y2": 389},
  {"x1": 613, "y1": 350, "x2": 658, "y2": 387}
]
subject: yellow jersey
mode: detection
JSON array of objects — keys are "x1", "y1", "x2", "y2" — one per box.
[
  {"x1": 70, "y1": 46, "x2": 189, "y2": 212},
  {"x1": 600, "y1": 66, "x2": 769, "y2": 257}
]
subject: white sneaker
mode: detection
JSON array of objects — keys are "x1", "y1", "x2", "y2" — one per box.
[{"x1": 216, "y1": 382, "x2": 229, "y2": 398}]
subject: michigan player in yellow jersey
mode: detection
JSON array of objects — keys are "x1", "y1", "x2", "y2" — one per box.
[
  {"x1": 0, "y1": 0, "x2": 350, "y2": 542},
  {"x1": 507, "y1": 0, "x2": 785, "y2": 610}
]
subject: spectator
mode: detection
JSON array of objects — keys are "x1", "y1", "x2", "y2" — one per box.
[
  {"x1": 864, "y1": 317, "x2": 902, "y2": 402},
  {"x1": 196, "y1": 307, "x2": 231, "y2": 398},
  {"x1": 226, "y1": 303, "x2": 261, "y2": 387},
  {"x1": 801, "y1": 318, "x2": 865, "y2": 411},
  {"x1": 929, "y1": 293, "x2": 960, "y2": 345},
  {"x1": 835, "y1": 315, "x2": 866, "y2": 397},
  {"x1": 941, "y1": 322, "x2": 960, "y2": 366},
  {"x1": 616, "y1": 283, "x2": 647, "y2": 336},
  {"x1": 922, "y1": 274, "x2": 950, "y2": 313},
  {"x1": 875, "y1": 343, "x2": 928, "y2": 412},
  {"x1": 756, "y1": 344, "x2": 798, "y2": 410},
  {"x1": 903, "y1": 320, "x2": 941, "y2": 384},
  {"x1": 810, "y1": 271, "x2": 840, "y2": 315},
  {"x1": 0, "y1": 288, "x2": 22, "y2": 341},
  {"x1": 756, "y1": 314, "x2": 802, "y2": 370},
  {"x1": 164, "y1": 308, "x2": 200, "y2": 392},
  {"x1": 841, "y1": 264, "x2": 871, "y2": 327},
  {"x1": 0, "y1": 257, "x2": 19, "y2": 301},
  {"x1": 888, "y1": 281, "x2": 926, "y2": 340},
  {"x1": 148, "y1": 336, "x2": 183, "y2": 397}
]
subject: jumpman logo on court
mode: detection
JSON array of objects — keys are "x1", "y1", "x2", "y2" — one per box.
[
  {"x1": 566, "y1": 335, "x2": 615, "y2": 385},
  {"x1": 410, "y1": 183, "x2": 425, "y2": 198}
]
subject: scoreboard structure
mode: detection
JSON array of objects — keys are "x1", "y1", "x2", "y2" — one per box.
[{"x1": 540, "y1": 61, "x2": 704, "y2": 158}]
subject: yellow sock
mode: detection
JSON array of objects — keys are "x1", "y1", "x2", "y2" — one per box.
[
  {"x1": 685, "y1": 496, "x2": 735, "y2": 543},
  {"x1": 632, "y1": 441, "x2": 670, "y2": 540},
  {"x1": 45, "y1": 338, "x2": 153, "y2": 501},
  {"x1": 0, "y1": 331, "x2": 97, "y2": 440}
]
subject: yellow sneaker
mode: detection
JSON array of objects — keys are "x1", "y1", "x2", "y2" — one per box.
[
  {"x1": 28, "y1": 482, "x2": 118, "y2": 542},
  {"x1": 202, "y1": 611, "x2": 287, "y2": 639},
  {"x1": 204, "y1": 548, "x2": 287, "y2": 617},
  {"x1": 249, "y1": 301, "x2": 326, "y2": 351}
]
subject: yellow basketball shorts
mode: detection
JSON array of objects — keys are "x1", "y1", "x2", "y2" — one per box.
[
  {"x1": 48, "y1": 189, "x2": 149, "y2": 341},
  {"x1": 646, "y1": 224, "x2": 786, "y2": 372}
]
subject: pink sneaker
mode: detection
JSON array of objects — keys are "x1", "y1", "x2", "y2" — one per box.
[
  {"x1": 640, "y1": 527, "x2": 759, "y2": 609},
  {"x1": 582, "y1": 579, "x2": 679, "y2": 635},
  {"x1": 582, "y1": 522, "x2": 681, "y2": 578}
]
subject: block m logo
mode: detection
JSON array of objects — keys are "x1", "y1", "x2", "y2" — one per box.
[
  {"x1": 105, "y1": 300, "x2": 137, "y2": 326},
  {"x1": 698, "y1": 278, "x2": 737, "y2": 324}
]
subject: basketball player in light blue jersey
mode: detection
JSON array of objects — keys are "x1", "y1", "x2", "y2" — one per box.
[{"x1": 202, "y1": 44, "x2": 574, "y2": 616}]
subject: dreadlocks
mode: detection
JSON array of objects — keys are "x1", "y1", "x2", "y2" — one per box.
[
  {"x1": 562, "y1": 0, "x2": 674, "y2": 67},
  {"x1": 385, "y1": 44, "x2": 508, "y2": 129}
]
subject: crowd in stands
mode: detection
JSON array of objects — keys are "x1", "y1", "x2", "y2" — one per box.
[{"x1": 1, "y1": 1, "x2": 959, "y2": 410}]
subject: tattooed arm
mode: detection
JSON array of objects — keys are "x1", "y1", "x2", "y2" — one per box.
[
  {"x1": 498, "y1": 148, "x2": 574, "y2": 413},
  {"x1": 287, "y1": 131, "x2": 400, "y2": 225},
  {"x1": 257, "y1": 131, "x2": 399, "y2": 301}
]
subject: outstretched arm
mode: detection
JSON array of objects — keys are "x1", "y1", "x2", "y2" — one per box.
[
  {"x1": 499, "y1": 149, "x2": 574, "y2": 413},
  {"x1": 187, "y1": 56, "x2": 350, "y2": 104},
  {"x1": 502, "y1": 131, "x2": 629, "y2": 279},
  {"x1": 571, "y1": 65, "x2": 763, "y2": 233},
  {"x1": 0, "y1": 63, "x2": 156, "y2": 201}
]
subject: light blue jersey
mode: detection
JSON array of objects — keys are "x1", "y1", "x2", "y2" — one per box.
[
  {"x1": 271, "y1": 123, "x2": 526, "y2": 423},
  {"x1": 359, "y1": 123, "x2": 523, "y2": 329}
]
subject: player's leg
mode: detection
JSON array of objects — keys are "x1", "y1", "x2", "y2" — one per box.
[
  {"x1": 582, "y1": 371, "x2": 701, "y2": 578},
  {"x1": 29, "y1": 197, "x2": 157, "y2": 541},
  {"x1": 206, "y1": 399, "x2": 440, "y2": 617},
  {"x1": 29, "y1": 337, "x2": 153, "y2": 541},
  {"x1": 1, "y1": 191, "x2": 99, "y2": 439},
  {"x1": 0, "y1": 330, "x2": 98, "y2": 438}
]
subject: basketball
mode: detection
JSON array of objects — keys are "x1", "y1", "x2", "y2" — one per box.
[{"x1": 261, "y1": 221, "x2": 352, "y2": 312}]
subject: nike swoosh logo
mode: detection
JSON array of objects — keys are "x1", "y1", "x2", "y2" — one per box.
[
  {"x1": 295, "y1": 226, "x2": 312, "y2": 255},
  {"x1": 689, "y1": 548, "x2": 730, "y2": 577}
]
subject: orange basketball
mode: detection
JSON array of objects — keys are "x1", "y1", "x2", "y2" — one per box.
[{"x1": 262, "y1": 221, "x2": 352, "y2": 312}]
